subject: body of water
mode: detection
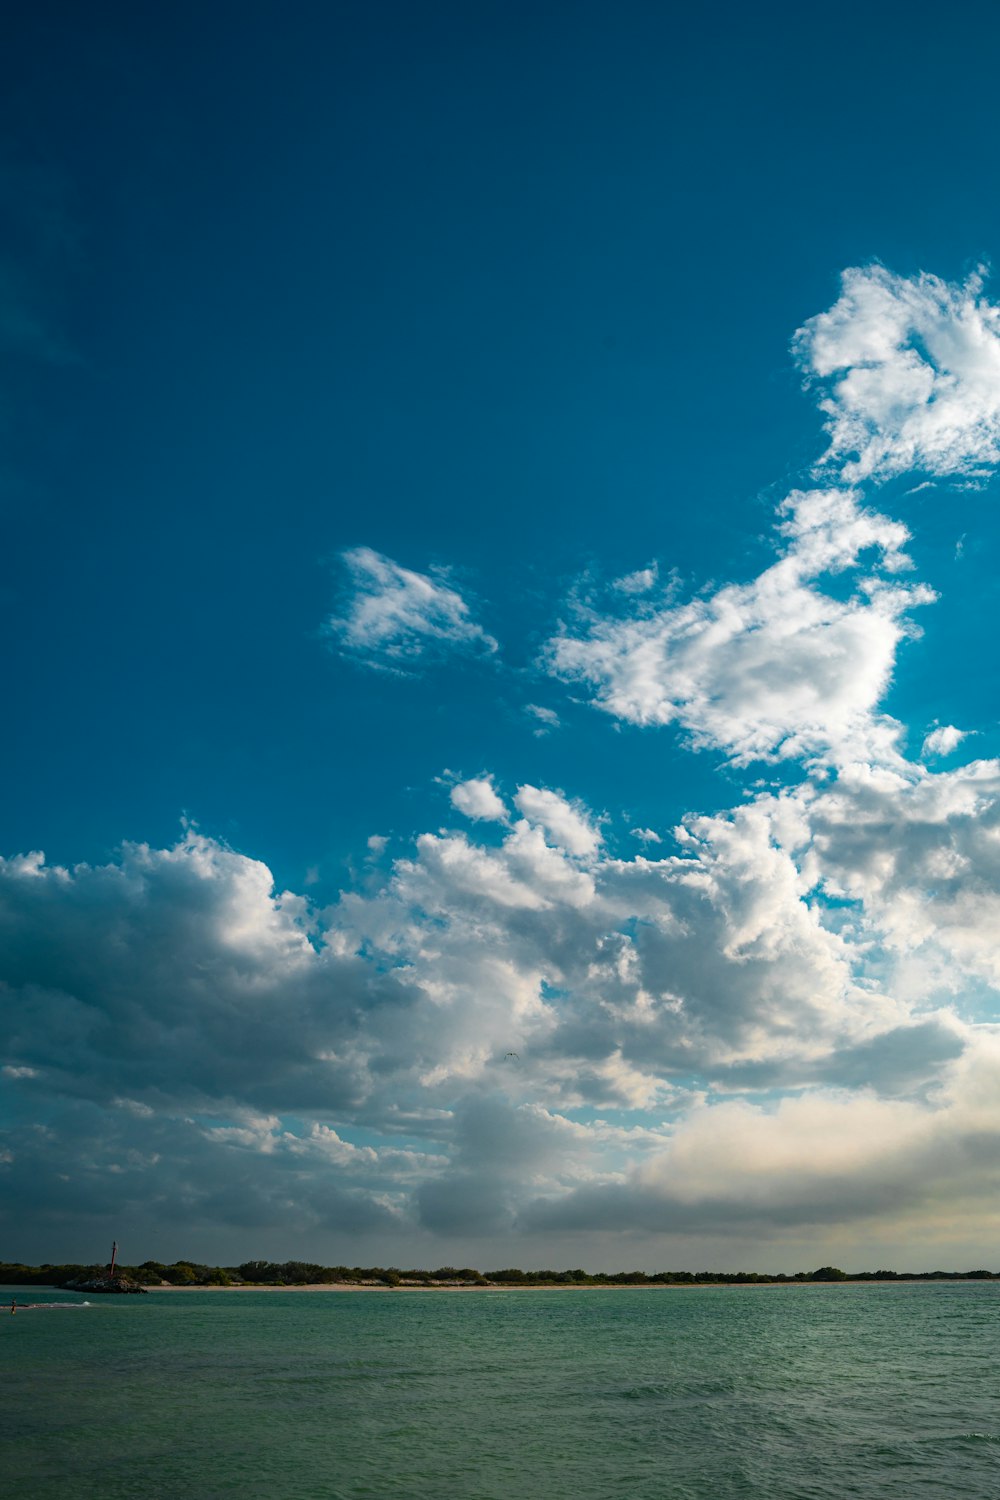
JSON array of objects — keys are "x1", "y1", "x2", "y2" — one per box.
[{"x1": 3, "y1": 1282, "x2": 1000, "y2": 1498}]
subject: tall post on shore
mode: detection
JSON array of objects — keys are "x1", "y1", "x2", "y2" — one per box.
[{"x1": 109, "y1": 1240, "x2": 118, "y2": 1278}]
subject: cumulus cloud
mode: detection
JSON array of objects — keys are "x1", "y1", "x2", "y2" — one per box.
[
  {"x1": 0, "y1": 833, "x2": 435, "y2": 1127},
  {"x1": 326, "y1": 547, "x2": 497, "y2": 669},
  {"x1": 450, "y1": 776, "x2": 508, "y2": 822},
  {"x1": 795, "y1": 264, "x2": 1000, "y2": 483},
  {"x1": 800, "y1": 757, "x2": 1000, "y2": 996},
  {"x1": 341, "y1": 785, "x2": 915, "y2": 1094},
  {"x1": 0, "y1": 1101, "x2": 404, "y2": 1254},
  {"x1": 922, "y1": 724, "x2": 968, "y2": 757},
  {"x1": 9, "y1": 260, "x2": 1000, "y2": 1266},
  {"x1": 512, "y1": 785, "x2": 602, "y2": 856},
  {"x1": 3, "y1": 761, "x2": 1000, "y2": 1260},
  {"x1": 525, "y1": 1030, "x2": 1000, "y2": 1237},
  {"x1": 545, "y1": 490, "x2": 932, "y2": 767}
]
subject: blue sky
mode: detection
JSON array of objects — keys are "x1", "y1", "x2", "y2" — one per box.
[{"x1": 6, "y1": 1, "x2": 1000, "y2": 1269}]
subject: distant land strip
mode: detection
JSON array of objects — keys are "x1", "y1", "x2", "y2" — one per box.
[{"x1": 4, "y1": 1260, "x2": 1000, "y2": 1289}]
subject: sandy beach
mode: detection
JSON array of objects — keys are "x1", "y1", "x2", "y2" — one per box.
[{"x1": 148, "y1": 1278, "x2": 924, "y2": 1292}]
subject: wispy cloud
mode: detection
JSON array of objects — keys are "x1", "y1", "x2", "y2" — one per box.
[
  {"x1": 526, "y1": 703, "x2": 560, "y2": 736},
  {"x1": 326, "y1": 547, "x2": 497, "y2": 670},
  {"x1": 612, "y1": 563, "x2": 658, "y2": 595}
]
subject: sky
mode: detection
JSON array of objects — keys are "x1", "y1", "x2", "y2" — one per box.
[{"x1": 5, "y1": 0, "x2": 1000, "y2": 1271}]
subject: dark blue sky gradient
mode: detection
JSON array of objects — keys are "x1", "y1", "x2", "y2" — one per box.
[{"x1": 4, "y1": 0, "x2": 1000, "y2": 888}]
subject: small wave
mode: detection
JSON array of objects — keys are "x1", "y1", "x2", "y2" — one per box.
[
  {"x1": 898, "y1": 1431, "x2": 1000, "y2": 1451},
  {"x1": 617, "y1": 1380, "x2": 734, "y2": 1404},
  {"x1": 11, "y1": 1301, "x2": 93, "y2": 1310},
  {"x1": 619, "y1": 1379, "x2": 735, "y2": 1402}
]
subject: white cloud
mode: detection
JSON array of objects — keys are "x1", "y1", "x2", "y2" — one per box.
[
  {"x1": 12, "y1": 261, "x2": 1000, "y2": 1263},
  {"x1": 400, "y1": 821, "x2": 598, "y2": 914},
  {"x1": 113, "y1": 1097, "x2": 154, "y2": 1117},
  {"x1": 5, "y1": 760, "x2": 1000, "y2": 1262},
  {"x1": 922, "y1": 724, "x2": 968, "y2": 757},
  {"x1": 513, "y1": 785, "x2": 602, "y2": 856},
  {"x1": 795, "y1": 264, "x2": 1000, "y2": 483},
  {"x1": 544, "y1": 489, "x2": 932, "y2": 768},
  {"x1": 0, "y1": 784, "x2": 896, "y2": 1147},
  {"x1": 0, "y1": 832, "x2": 380, "y2": 1117},
  {"x1": 801, "y1": 757, "x2": 1000, "y2": 995},
  {"x1": 450, "y1": 776, "x2": 507, "y2": 823},
  {"x1": 526, "y1": 1029, "x2": 1000, "y2": 1237},
  {"x1": 613, "y1": 563, "x2": 658, "y2": 594},
  {"x1": 343, "y1": 785, "x2": 910, "y2": 1094},
  {"x1": 526, "y1": 703, "x2": 561, "y2": 735},
  {"x1": 326, "y1": 547, "x2": 497, "y2": 668}
]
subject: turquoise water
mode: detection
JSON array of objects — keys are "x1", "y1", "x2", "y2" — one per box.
[{"x1": 3, "y1": 1283, "x2": 1000, "y2": 1498}]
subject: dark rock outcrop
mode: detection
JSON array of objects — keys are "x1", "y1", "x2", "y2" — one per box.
[{"x1": 62, "y1": 1272, "x2": 147, "y2": 1294}]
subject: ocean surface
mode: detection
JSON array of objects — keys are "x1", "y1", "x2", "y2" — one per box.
[{"x1": 3, "y1": 1282, "x2": 1000, "y2": 1498}]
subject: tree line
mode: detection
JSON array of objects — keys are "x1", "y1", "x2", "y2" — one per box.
[{"x1": 2, "y1": 1258, "x2": 999, "y2": 1288}]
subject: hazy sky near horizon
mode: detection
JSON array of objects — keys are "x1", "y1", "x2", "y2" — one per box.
[{"x1": 7, "y1": 1, "x2": 1000, "y2": 1271}]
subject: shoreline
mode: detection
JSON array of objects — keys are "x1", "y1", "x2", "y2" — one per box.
[
  {"x1": 142, "y1": 1278, "x2": 970, "y2": 1293},
  {"x1": 8, "y1": 1276, "x2": 997, "y2": 1295}
]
